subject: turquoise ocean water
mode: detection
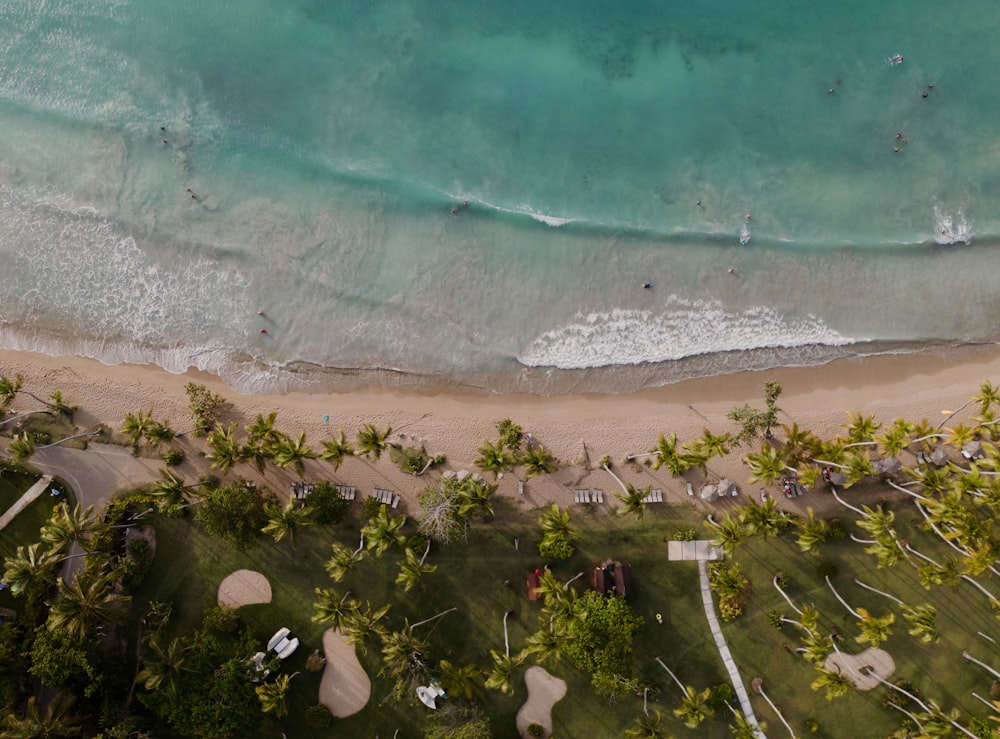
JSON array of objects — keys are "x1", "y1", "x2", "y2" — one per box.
[{"x1": 1, "y1": 0, "x2": 999, "y2": 394}]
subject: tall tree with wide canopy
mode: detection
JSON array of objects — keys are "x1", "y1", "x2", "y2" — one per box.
[{"x1": 46, "y1": 574, "x2": 131, "y2": 640}]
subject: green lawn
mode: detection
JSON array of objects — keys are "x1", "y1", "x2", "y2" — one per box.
[{"x1": 127, "y1": 485, "x2": 1000, "y2": 739}]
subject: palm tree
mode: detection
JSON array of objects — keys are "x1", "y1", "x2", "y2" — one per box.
[
  {"x1": 206, "y1": 423, "x2": 241, "y2": 473},
  {"x1": 438, "y1": 660, "x2": 483, "y2": 701},
  {"x1": 395, "y1": 547, "x2": 437, "y2": 592},
  {"x1": 39, "y1": 502, "x2": 103, "y2": 553},
  {"x1": 654, "y1": 657, "x2": 714, "y2": 729},
  {"x1": 136, "y1": 636, "x2": 190, "y2": 693},
  {"x1": 268, "y1": 431, "x2": 317, "y2": 476},
  {"x1": 708, "y1": 513, "x2": 749, "y2": 556},
  {"x1": 325, "y1": 541, "x2": 367, "y2": 582},
  {"x1": 728, "y1": 706, "x2": 765, "y2": 739},
  {"x1": 484, "y1": 649, "x2": 525, "y2": 695},
  {"x1": 46, "y1": 574, "x2": 131, "y2": 640},
  {"x1": 794, "y1": 508, "x2": 828, "y2": 555},
  {"x1": 238, "y1": 441, "x2": 272, "y2": 474},
  {"x1": 311, "y1": 587, "x2": 358, "y2": 630},
  {"x1": 810, "y1": 665, "x2": 850, "y2": 700},
  {"x1": 3, "y1": 543, "x2": 61, "y2": 597},
  {"x1": 474, "y1": 439, "x2": 516, "y2": 478},
  {"x1": 739, "y1": 498, "x2": 789, "y2": 540},
  {"x1": 356, "y1": 423, "x2": 392, "y2": 461},
  {"x1": 877, "y1": 420, "x2": 914, "y2": 459},
  {"x1": 975, "y1": 381, "x2": 1000, "y2": 415},
  {"x1": 0, "y1": 693, "x2": 81, "y2": 738},
  {"x1": 342, "y1": 601, "x2": 392, "y2": 652},
  {"x1": 522, "y1": 626, "x2": 563, "y2": 667},
  {"x1": 361, "y1": 507, "x2": 407, "y2": 556},
  {"x1": 246, "y1": 411, "x2": 281, "y2": 446},
  {"x1": 145, "y1": 420, "x2": 175, "y2": 447},
  {"x1": 700, "y1": 428, "x2": 732, "y2": 459},
  {"x1": 382, "y1": 627, "x2": 431, "y2": 693},
  {"x1": 0, "y1": 372, "x2": 23, "y2": 405},
  {"x1": 538, "y1": 504, "x2": 577, "y2": 543},
  {"x1": 521, "y1": 444, "x2": 558, "y2": 477},
  {"x1": 320, "y1": 429, "x2": 354, "y2": 469},
  {"x1": 751, "y1": 677, "x2": 795, "y2": 738},
  {"x1": 150, "y1": 468, "x2": 207, "y2": 511},
  {"x1": 854, "y1": 608, "x2": 895, "y2": 648},
  {"x1": 903, "y1": 604, "x2": 939, "y2": 644},
  {"x1": 625, "y1": 710, "x2": 669, "y2": 739},
  {"x1": 745, "y1": 444, "x2": 789, "y2": 487},
  {"x1": 844, "y1": 411, "x2": 881, "y2": 444},
  {"x1": 255, "y1": 672, "x2": 298, "y2": 717},
  {"x1": 7, "y1": 433, "x2": 36, "y2": 463},
  {"x1": 615, "y1": 484, "x2": 650, "y2": 520},
  {"x1": 457, "y1": 478, "x2": 496, "y2": 519},
  {"x1": 121, "y1": 408, "x2": 155, "y2": 452},
  {"x1": 261, "y1": 494, "x2": 313, "y2": 545}
]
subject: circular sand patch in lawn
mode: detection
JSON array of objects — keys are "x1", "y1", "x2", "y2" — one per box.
[
  {"x1": 319, "y1": 628, "x2": 371, "y2": 718},
  {"x1": 516, "y1": 665, "x2": 567, "y2": 738},
  {"x1": 824, "y1": 647, "x2": 895, "y2": 690},
  {"x1": 217, "y1": 569, "x2": 272, "y2": 609}
]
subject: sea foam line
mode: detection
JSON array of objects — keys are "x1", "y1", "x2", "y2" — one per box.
[{"x1": 518, "y1": 296, "x2": 859, "y2": 370}]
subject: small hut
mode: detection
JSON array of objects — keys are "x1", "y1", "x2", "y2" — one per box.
[
  {"x1": 718, "y1": 479, "x2": 738, "y2": 497},
  {"x1": 928, "y1": 447, "x2": 950, "y2": 467},
  {"x1": 961, "y1": 441, "x2": 985, "y2": 460},
  {"x1": 700, "y1": 483, "x2": 719, "y2": 502},
  {"x1": 875, "y1": 457, "x2": 902, "y2": 475}
]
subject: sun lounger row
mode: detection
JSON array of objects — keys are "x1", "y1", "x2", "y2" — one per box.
[
  {"x1": 334, "y1": 485, "x2": 356, "y2": 501},
  {"x1": 291, "y1": 481, "x2": 315, "y2": 500},
  {"x1": 642, "y1": 489, "x2": 664, "y2": 504},
  {"x1": 574, "y1": 489, "x2": 604, "y2": 503},
  {"x1": 372, "y1": 488, "x2": 400, "y2": 508}
]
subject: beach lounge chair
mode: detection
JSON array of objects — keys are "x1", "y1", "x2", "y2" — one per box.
[
  {"x1": 276, "y1": 637, "x2": 299, "y2": 660},
  {"x1": 518, "y1": 480, "x2": 524, "y2": 495},
  {"x1": 267, "y1": 627, "x2": 290, "y2": 652},
  {"x1": 391, "y1": 493, "x2": 400, "y2": 508},
  {"x1": 652, "y1": 489, "x2": 663, "y2": 503},
  {"x1": 575, "y1": 489, "x2": 588, "y2": 503},
  {"x1": 686, "y1": 481, "x2": 694, "y2": 496},
  {"x1": 592, "y1": 489, "x2": 603, "y2": 503}
]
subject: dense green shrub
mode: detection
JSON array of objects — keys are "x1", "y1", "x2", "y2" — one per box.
[
  {"x1": 538, "y1": 536, "x2": 575, "y2": 560},
  {"x1": 163, "y1": 449, "x2": 185, "y2": 467},
  {"x1": 307, "y1": 481, "x2": 349, "y2": 525},
  {"x1": 305, "y1": 704, "x2": 332, "y2": 728}
]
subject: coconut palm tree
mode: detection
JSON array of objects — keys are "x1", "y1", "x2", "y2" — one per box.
[
  {"x1": 474, "y1": 439, "x2": 516, "y2": 478},
  {"x1": 261, "y1": 494, "x2": 313, "y2": 545},
  {"x1": 796, "y1": 632, "x2": 831, "y2": 666},
  {"x1": 522, "y1": 626, "x2": 563, "y2": 667},
  {"x1": 0, "y1": 372, "x2": 23, "y2": 406},
  {"x1": 325, "y1": 541, "x2": 367, "y2": 582},
  {"x1": 145, "y1": 420, "x2": 175, "y2": 447},
  {"x1": 974, "y1": 381, "x2": 1000, "y2": 415},
  {"x1": 616, "y1": 484, "x2": 650, "y2": 520},
  {"x1": 46, "y1": 574, "x2": 131, "y2": 640},
  {"x1": 810, "y1": 666, "x2": 851, "y2": 700},
  {"x1": 206, "y1": 423, "x2": 241, "y2": 474},
  {"x1": 362, "y1": 506, "x2": 407, "y2": 556},
  {"x1": 877, "y1": 419, "x2": 914, "y2": 459},
  {"x1": 3, "y1": 543, "x2": 62, "y2": 597},
  {"x1": 521, "y1": 444, "x2": 558, "y2": 477},
  {"x1": 653, "y1": 657, "x2": 714, "y2": 729},
  {"x1": 457, "y1": 478, "x2": 496, "y2": 519},
  {"x1": 7, "y1": 433, "x2": 36, "y2": 463},
  {"x1": 136, "y1": 636, "x2": 190, "y2": 693},
  {"x1": 356, "y1": 423, "x2": 392, "y2": 461},
  {"x1": 854, "y1": 608, "x2": 895, "y2": 648},
  {"x1": 0, "y1": 693, "x2": 81, "y2": 738},
  {"x1": 319, "y1": 429, "x2": 354, "y2": 470},
  {"x1": 625, "y1": 710, "x2": 669, "y2": 739},
  {"x1": 484, "y1": 649, "x2": 525, "y2": 695},
  {"x1": 794, "y1": 508, "x2": 828, "y2": 555},
  {"x1": 539, "y1": 504, "x2": 577, "y2": 543},
  {"x1": 709, "y1": 513, "x2": 749, "y2": 556},
  {"x1": 842, "y1": 452, "x2": 874, "y2": 488},
  {"x1": 268, "y1": 431, "x2": 317, "y2": 476},
  {"x1": 149, "y1": 468, "x2": 205, "y2": 511},
  {"x1": 902, "y1": 604, "x2": 939, "y2": 644},
  {"x1": 739, "y1": 498, "x2": 789, "y2": 540},
  {"x1": 381, "y1": 628, "x2": 431, "y2": 698},
  {"x1": 121, "y1": 408, "x2": 155, "y2": 453},
  {"x1": 342, "y1": 601, "x2": 392, "y2": 652},
  {"x1": 311, "y1": 587, "x2": 357, "y2": 630},
  {"x1": 844, "y1": 411, "x2": 880, "y2": 444},
  {"x1": 745, "y1": 444, "x2": 789, "y2": 487},
  {"x1": 255, "y1": 672, "x2": 298, "y2": 718},
  {"x1": 700, "y1": 428, "x2": 732, "y2": 459},
  {"x1": 39, "y1": 502, "x2": 103, "y2": 553},
  {"x1": 438, "y1": 660, "x2": 483, "y2": 701},
  {"x1": 246, "y1": 411, "x2": 281, "y2": 446},
  {"x1": 751, "y1": 677, "x2": 796, "y2": 738},
  {"x1": 395, "y1": 547, "x2": 437, "y2": 592}
]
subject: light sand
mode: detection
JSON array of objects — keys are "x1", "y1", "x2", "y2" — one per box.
[
  {"x1": 516, "y1": 665, "x2": 567, "y2": 738},
  {"x1": 824, "y1": 647, "x2": 896, "y2": 690},
  {"x1": 319, "y1": 627, "x2": 371, "y2": 717},
  {"x1": 217, "y1": 569, "x2": 272, "y2": 609},
  {"x1": 2, "y1": 346, "x2": 1000, "y2": 517}
]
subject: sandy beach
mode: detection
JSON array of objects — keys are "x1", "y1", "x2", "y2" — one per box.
[{"x1": 2, "y1": 346, "x2": 999, "y2": 514}]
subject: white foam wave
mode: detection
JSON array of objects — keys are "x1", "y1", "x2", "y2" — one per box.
[
  {"x1": 933, "y1": 207, "x2": 972, "y2": 245},
  {"x1": 518, "y1": 296, "x2": 857, "y2": 369}
]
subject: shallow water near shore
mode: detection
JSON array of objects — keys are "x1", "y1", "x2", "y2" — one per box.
[{"x1": 0, "y1": 0, "x2": 999, "y2": 394}]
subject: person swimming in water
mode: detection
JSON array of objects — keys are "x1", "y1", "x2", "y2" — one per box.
[{"x1": 643, "y1": 282, "x2": 653, "y2": 289}]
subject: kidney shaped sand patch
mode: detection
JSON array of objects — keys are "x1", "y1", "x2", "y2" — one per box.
[
  {"x1": 319, "y1": 628, "x2": 371, "y2": 718},
  {"x1": 217, "y1": 569, "x2": 272, "y2": 609},
  {"x1": 516, "y1": 665, "x2": 567, "y2": 738},
  {"x1": 824, "y1": 647, "x2": 895, "y2": 690}
]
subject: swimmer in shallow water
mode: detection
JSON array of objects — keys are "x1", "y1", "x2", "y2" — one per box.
[{"x1": 643, "y1": 282, "x2": 653, "y2": 289}]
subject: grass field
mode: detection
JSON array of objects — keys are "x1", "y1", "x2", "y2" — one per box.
[{"x1": 128, "y1": 484, "x2": 1000, "y2": 739}]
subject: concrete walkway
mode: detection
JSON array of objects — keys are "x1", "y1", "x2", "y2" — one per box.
[
  {"x1": 0, "y1": 474, "x2": 53, "y2": 531},
  {"x1": 697, "y1": 559, "x2": 766, "y2": 738}
]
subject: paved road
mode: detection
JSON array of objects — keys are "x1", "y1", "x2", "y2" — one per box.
[{"x1": 30, "y1": 444, "x2": 164, "y2": 512}]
